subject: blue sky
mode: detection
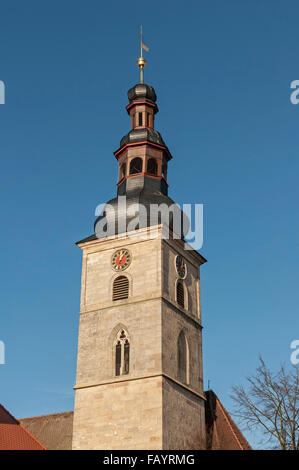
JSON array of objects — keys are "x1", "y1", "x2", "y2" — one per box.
[{"x1": 0, "y1": 0, "x2": 298, "y2": 449}]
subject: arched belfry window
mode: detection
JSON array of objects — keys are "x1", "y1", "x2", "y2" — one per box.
[
  {"x1": 129, "y1": 157, "x2": 143, "y2": 175},
  {"x1": 115, "y1": 329, "x2": 130, "y2": 376},
  {"x1": 162, "y1": 164, "x2": 167, "y2": 180},
  {"x1": 147, "y1": 158, "x2": 158, "y2": 176},
  {"x1": 120, "y1": 163, "x2": 126, "y2": 179},
  {"x1": 176, "y1": 281, "x2": 185, "y2": 309},
  {"x1": 113, "y1": 276, "x2": 129, "y2": 301},
  {"x1": 178, "y1": 330, "x2": 189, "y2": 384}
]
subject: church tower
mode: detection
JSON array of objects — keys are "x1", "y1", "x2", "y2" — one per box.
[{"x1": 72, "y1": 52, "x2": 207, "y2": 450}]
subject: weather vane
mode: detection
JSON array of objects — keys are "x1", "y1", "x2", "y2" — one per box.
[{"x1": 137, "y1": 25, "x2": 149, "y2": 84}]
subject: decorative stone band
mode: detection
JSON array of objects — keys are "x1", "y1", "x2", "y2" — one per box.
[{"x1": 73, "y1": 371, "x2": 207, "y2": 402}]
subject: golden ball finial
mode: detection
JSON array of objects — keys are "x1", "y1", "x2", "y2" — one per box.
[{"x1": 137, "y1": 56, "x2": 147, "y2": 69}]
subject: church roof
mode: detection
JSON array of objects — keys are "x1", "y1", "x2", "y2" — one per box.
[
  {"x1": 0, "y1": 404, "x2": 46, "y2": 450},
  {"x1": 205, "y1": 390, "x2": 252, "y2": 450},
  {"x1": 17, "y1": 390, "x2": 251, "y2": 450},
  {"x1": 19, "y1": 411, "x2": 73, "y2": 451}
]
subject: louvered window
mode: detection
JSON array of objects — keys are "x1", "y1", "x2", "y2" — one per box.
[
  {"x1": 113, "y1": 276, "x2": 129, "y2": 301},
  {"x1": 177, "y1": 281, "x2": 185, "y2": 308}
]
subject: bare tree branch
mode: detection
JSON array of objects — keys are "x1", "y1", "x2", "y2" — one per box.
[{"x1": 231, "y1": 357, "x2": 299, "y2": 450}]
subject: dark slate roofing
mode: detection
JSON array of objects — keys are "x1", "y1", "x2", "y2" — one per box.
[
  {"x1": 76, "y1": 233, "x2": 97, "y2": 245},
  {"x1": 119, "y1": 128, "x2": 165, "y2": 148},
  {"x1": 19, "y1": 411, "x2": 73, "y2": 450},
  {"x1": 205, "y1": 390, "x2": 252, "y2": 450},
  {"x1": 0, "y1": 404, "x2": 46, "y2": 450},
  {"x1": 127, "y1": 83, "x2": 157, "y2": 103}
]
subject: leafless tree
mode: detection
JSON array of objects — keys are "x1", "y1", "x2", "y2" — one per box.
[{"x1": 231, "y1": 357, "x2": 299, "y2": 450}]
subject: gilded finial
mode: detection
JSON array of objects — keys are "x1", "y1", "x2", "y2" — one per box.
[{"x1": 137, "y1": 25, "x2": 149, "y2": 84}]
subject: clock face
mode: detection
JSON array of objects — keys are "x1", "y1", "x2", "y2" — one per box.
[
  {"x1": 112, "y1": 249, "x2": 132, "y2": 271},
  {"x1": 175, "y1": 255, "x2": 187, "y2": 279}
]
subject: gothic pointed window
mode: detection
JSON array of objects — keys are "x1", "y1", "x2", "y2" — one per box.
[
  {"x1": 124, "y1": 339, "x2": 130, "y2": 374},
  {"x1": 129, "y1": 157, "x2": 143, "y2": 175},
  {"x1": 147, "y1": 158, "x2": 158, "y2": 176},
  {"x1": 115, "y1": 329, "x2": 130, "y2": 376},
  {"x1": 113, "y1": 276, "x2": 129, "y2": 301},
  {"x1": 115, "y1": 341, "x2": 121, "y2": 376},
  {"x1": 176, "y1": 281, "x2": 185, "y2": 309},
  {"x1": 178, "y1": 330, "x2": 189, "y2": 384}
]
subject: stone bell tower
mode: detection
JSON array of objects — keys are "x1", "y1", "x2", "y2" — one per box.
[{"x1": 72, "y1": 52, "x2": 207, "y2": 450}]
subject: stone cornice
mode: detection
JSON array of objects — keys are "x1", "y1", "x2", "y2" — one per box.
[
  {"x1": 73, "y1": 372, "x2": 206, "y2": 402},
  {"x1": 78, "y1": 295, "x2": 203, "y2": 330}
]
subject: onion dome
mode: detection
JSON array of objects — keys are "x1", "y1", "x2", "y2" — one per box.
[{"x1": 127, "y1": 83, "x2": 157, "y2": 104}]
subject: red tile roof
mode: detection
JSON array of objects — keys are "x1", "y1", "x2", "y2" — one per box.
[
  {"x1": 0, "y1": 404, "x2": 46, "y2": 450},
  {"x1": 205, "y1": 390, "x2": 252, "y2": 450}
]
